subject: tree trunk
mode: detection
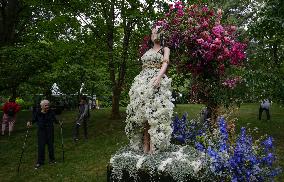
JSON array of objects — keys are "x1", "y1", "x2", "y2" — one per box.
[
  {"x1": 0, "y1": 0, "x2": 21, "y2": 47},
  {"x1": 104, "y1": 0, "x2": 118, "y2": 119},
  {"x1": 111, "y1": 88, "x2": 121, "y2": 119},
  {"x1": 11, "y1": 86, "x2": 17, "y2": 99},
  {"x1": 272, "y1": 42, "x2": 279, "y2": 66}
]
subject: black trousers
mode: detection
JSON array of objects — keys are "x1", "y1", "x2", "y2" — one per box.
[
  {"x1": 73, "y1": 120, "x2": 88, "y2": 139},
  {"x1": 37, "y1": 127, "x2": 55, "y2": 164},
  {"x1": 259, "y1": 107, "x2": 270, "y2": 120}
]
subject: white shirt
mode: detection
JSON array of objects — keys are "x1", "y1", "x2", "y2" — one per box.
[{"x1": 261, "y1": 99, "x2": 270, "y2": 109}]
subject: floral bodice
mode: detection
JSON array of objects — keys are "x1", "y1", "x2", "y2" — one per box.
[{"x1": 141, "y1": 49, "x2": 163, "y2": 68}]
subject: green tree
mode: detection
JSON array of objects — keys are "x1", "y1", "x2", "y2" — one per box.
[{"x1": 246, "y1": 0, "x2": 284, "y2": 103}]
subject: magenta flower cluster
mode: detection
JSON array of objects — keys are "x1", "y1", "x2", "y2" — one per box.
[{"x1": 156, "y1": 1, "x2": 247, "y2": 77}]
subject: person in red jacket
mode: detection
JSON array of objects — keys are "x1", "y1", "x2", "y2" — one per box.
[{"x1": 1, "y1": 98, "x2": 21, "y2": 136}]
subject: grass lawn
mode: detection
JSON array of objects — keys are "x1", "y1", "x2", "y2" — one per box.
[{"x1": 0, "y1": 103, "x2": 283, "y2": 181}]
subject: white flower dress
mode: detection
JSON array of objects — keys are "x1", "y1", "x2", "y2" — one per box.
[{"x1": 125, "y1": 48, "x2": 174, "y2": 153}]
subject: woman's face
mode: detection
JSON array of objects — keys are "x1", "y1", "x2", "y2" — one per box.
[
  {"x1": 151, "y1": 27, "x2": 159, "y2": 43},
  {"x1": 41, "y1": 103, "x2": 49, "y2": 112}
]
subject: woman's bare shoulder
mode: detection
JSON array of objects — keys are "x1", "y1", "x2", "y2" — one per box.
[{"x1": 163, "y1": 47, "x2": 170, "y2": 51}]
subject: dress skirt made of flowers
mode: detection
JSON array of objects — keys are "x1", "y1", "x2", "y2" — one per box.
[{"x1": 125, "y1": 49, "x2": 174, "y2": 153}]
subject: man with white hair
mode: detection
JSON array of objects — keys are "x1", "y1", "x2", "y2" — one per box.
[{"x1": 27, "y1": 99, "x2": 60, "y2": 169}]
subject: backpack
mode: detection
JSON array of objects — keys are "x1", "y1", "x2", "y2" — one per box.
[{"x1": 7, "y1": 107, "x2": 15, "y2": 117}]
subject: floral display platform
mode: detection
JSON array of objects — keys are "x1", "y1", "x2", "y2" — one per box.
[{"x1": 107, "y1": 145, "x2": 213, "y2": 182}]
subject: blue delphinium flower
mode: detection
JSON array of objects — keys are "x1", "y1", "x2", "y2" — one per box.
[
  {"x1": 195, "y1": 142, "x2": 205, "y2": 151},
  {"x1": 172, "y1": 113, "x2": 281, "y2": 181},
  {"x1": 172, "y1": 113, "x2": 188, "y2": 143},
  {"x1": 261, "y1": 153, "x2": 275, "y2": 166},
  {"x1": 171, "y1": 112, "x2": 208, "y2": 144},
  {"x1": 262, "y1": 136, "x2": 274, "y2": 152},
  {"x1": 218, "y1": 117, "x2": 229, "y2": 152}
]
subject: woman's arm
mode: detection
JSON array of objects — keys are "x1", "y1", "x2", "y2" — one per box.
[{"x1": 153, "y1": 47, "x2": 170, "y2": 87}]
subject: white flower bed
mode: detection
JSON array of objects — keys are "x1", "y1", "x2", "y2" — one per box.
[{"x1": 109, "y1": 145, "x2": 213, "y2": 181}]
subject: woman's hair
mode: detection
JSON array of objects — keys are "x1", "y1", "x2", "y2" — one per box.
[
  {"x1": 148, "y1": 26, "x2": 164, "y2": 48},
  {"x1": 147, "y1": 33, "x2": 154, "y2": 48},
  {"x1": 40, "y1": 100, "x2": 49, "y2": 107}
]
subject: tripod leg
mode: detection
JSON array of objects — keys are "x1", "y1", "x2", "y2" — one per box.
[{"x1": 60, "y1": 125, "x2": 64, "y2": 162}]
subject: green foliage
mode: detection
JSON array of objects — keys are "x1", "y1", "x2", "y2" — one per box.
[
  {"x1": 15, "y1": 97, "x2": 33, "y2": 110},
  {"x1": 246, "y1": 0, "x2": 284, "y2": 103},
  {"x1": 0, "y1": 42, "x2": 56, "y2": 93}
]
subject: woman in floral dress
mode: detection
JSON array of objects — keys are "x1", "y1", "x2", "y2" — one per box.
[{"x1": 125, "y1": 26, "x2": 174, "y2": 154}]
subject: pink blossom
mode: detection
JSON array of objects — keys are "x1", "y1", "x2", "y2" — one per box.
[
  {"x1": 222, "y1": 76, "x2": 242, "y2": 89},
  {"x1": 202, "y1": 6, "x2": 209, "y2": 13},
  {"x1": 224, "y1": 31, "x2": 229, "y2": 36},
  {"x1": 217, "y1": 55, "x2": 224, "y2": 61},
  {"x1": 200, "y1": 31, "x2": 209, "y2": 38},
  {"x1": 177, "y1": 9, "x2": 184, "y2": 16},
  {"x1": 210, "y1": 44, "x2": 218, "y2": 52},
  {"x1": 202, "y1": 21, "x2": 209, "y2": 27},
  {"x1": 197, "y1": 38, "x2": 204, "y2": 44},
  {"x1": 230, "y1": 26, "x2": 237, "y2": 32},
  {"x1": 188, "y1": 17, "x2": 194, "y2": 23},
  {"x1": 194, "y1": 24, "x2": 201, "y2": 30},
  {"x1": 189, "y1": 11, "x2": 195, "y2": 16},
  {"x1": 174, "y1": 1, "x2": 182, "y2": 9},
  {"x1": 224, "y1": 36, "x2": 230, "y2": 43},
  {"x1": 212, "y1": 25, "x2": 224, "y2": 37},
  {"x1": 209, "y1": 10, "x2": 214, "y2": 16},
  {"x1": 237, "y1": 52, "x2": 246, "y2": 60},
  {"x1": 205, "y1": 51, "x2": 214, "y2": 61},
  {"x1": 151, "y1": 3, "x2": 247, "y2": 79},
  {"x1": 217, "y1": 9, "x2": 222, "y2": 16},
  {"x1": 213, "y1": 38, "x2": 222, "y2": 45},
  {"x1": 202, "y1": 41, "x2": 210, "y2": 49},
  {"x1": 223, "y1": 47, "x2": 230, "y2": 57},
  {"x1": 200, "y1": 31, "x2": 212, "y2": 41},
  {"x1": 215, "y1": 20, "x2": 221, "y2": 25},
  {"x1": 230, "y1": 43, "x2": 246, "y2": 65}
]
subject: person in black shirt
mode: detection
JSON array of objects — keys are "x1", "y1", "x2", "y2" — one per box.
[
  {"x1": 27, "y1": 99, "x2": 60, "y2": 169},
  {"x1": 73, "y1": 95, "x2": 90, "y2": 141}
]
